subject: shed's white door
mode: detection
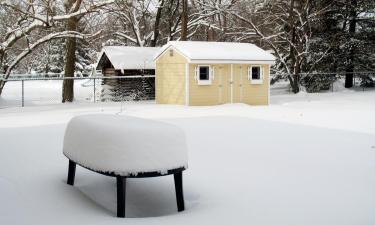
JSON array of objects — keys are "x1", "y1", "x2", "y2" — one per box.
[
  {"x1": 217, "y1": 65, "x2": 231, "y2": 104},
  {"x1": 232, "y1": 65, "x2": 244, "y2": 103}
]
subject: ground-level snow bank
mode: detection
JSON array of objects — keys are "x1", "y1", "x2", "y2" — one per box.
[
  {"x1": 0, "y1": 88, "x2": 374, "y2": 134},
  {"x1": 0, "y1": 116, "x2": 374, "y2": 225},
  {"x1": 0, "y1": 89, "x2": 374, "y2": 225}
]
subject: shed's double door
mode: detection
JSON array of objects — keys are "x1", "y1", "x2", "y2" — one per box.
[{"x1": 216, "y1": 65, "x2": 244, "y2": 104}]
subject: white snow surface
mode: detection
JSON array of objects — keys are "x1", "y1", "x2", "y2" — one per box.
[
  {"x1": 63, "y1": 115, "x2": 188, "y2": 176},
  {"x1": 98, "y1": 46, "x2": 160, "y2": 70},
  {"x1": 0, "y1": 86, "x2": 375, "y2": 224},
  {"x1": 155, "y1": 41, "x2": 276, "y2": 62}
]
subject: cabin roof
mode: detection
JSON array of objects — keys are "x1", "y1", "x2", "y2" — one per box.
[
  {"x1": 97, "y1": 46, "x2": 160, "y2": 70},
  {"x1": 154, "y1": 41, "x2": 276, "y2": 63}
]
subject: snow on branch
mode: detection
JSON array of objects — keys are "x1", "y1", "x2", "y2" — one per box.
[
  {"x1": 115, "y1": 32, "x2": 138, "y2": 45},
  {"x1": 0, "y1": 0, "x2": 114, "y2": 52},
  {"x1": 54, "y1": 0, "x2": 114, "y2": 21},
  {"x1": 228, "y1": 11, "x2": 291, "y2": 74},
  {"x1": 3, "y1": 31, "x2": 98, "y2": 79}
]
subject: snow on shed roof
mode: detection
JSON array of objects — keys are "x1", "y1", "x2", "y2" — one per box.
[
  {"x1": 154, "y1": 41, "x2": 276, "y2": 63},
  {"x1": 98, "y1": 46, "x2": 160, "y2": 70}
]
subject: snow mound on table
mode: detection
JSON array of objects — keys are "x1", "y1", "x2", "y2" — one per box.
[{"x1": 63, "y1": 115, "x2": 188, "y2": 176}]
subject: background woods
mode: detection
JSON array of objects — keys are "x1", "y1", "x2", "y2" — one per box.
[{"x1": 0, "y1": 0, "x2": 374, "y2": 100}]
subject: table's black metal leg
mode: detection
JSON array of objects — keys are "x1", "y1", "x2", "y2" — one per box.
[
  {"x1": 116, "y1": 176, "x2": 126, "y2": 218},
  {"x1": 67, "y1": 160, "x2": 76, "y2": 186},
  {"x1": 174, "y1": 171, "x2": 185, "y2": 212}
]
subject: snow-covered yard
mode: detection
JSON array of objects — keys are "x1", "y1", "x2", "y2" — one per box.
[{"x1": 0, "y1": 87, "x2": 375, "y2": 225}]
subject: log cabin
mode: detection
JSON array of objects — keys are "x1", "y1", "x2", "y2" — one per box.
[{"x1": 96, "y1": 46, "x2": 160, "y2": 100}]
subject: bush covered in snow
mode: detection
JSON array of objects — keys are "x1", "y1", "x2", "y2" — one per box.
[
  {"x1": 300, "y1": 74, "x2": 337, "y2": 93},
  {"x1": 360, "y1": 75, "x2": 375, "y2": 87}
]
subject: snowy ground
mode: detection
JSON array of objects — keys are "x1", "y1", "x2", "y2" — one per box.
[{"x1": 0, "y1": 84, "x2": 375, "y2": 225}]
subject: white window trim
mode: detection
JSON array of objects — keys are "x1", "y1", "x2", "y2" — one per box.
[
  {"x1": 196, "y1": 65, "x2": 213, "y2": 85},
  {"x1": 248, "y1": 65, "x2": 263, "y2": 84}
]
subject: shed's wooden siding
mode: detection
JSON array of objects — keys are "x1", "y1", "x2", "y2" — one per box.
[
  {"x1": 189, "y1": 64, "x2": 231, "y2": 106},
  {"x1": 228, "y1": 64, "x2": 270, "y2": 105},
  {"x1": 238, "y1": 64, "x2": 270, "y2": 105},
  {"x1": 155, "y1": 48, "x2": 187, "y2": 105},
  {"x1": 188, "y1": 64, "x2": 269, "y2": 106},
  {"x1": 155, "y1": 50, "x2": 270, "y2": 106}
]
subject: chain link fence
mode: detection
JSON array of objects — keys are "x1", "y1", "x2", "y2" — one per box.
[
  {"x1": 271, "y1": 72, "x2": 375, "y2": 93},
  {"x1": 0, "y1": 75, "x2": 155, "y2": 109},
  {"x1": 1, "y1": 72, "x2": 374, "y2": 109}
]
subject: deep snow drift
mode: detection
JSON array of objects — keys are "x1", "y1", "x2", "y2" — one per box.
[{"x1": 0, "y1": 87, "x2": 374, "y2": 225}]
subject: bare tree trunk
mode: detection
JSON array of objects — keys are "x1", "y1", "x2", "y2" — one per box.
[
  {"x1": 151, "y1": 0, "x2": 165, "y2": 47},
  {"x1": 0, "y1": 50, "x2": 6, "y2": 96},
  {"x1": 289, "y1": 0, "x2": 300, "y2": 93},
  {"x1": 62, "y1": 0, "x2": 82, "y2": 103},
  {"x1": 180, "y1": 0, "x2": 188, "y2": 41},
  {"x1": 0, "y1": 81, "x2": 4, "y2": 96},
  {"x1": 345, "y1": 0, "x2": 357, "y2": 88},
  {"x1": 0, "y1": 50, "x2": 4, "y2": 73},
  {"x1": 207, "y1": 14, "x2": 215, "y2": 41},
  {"x1": 62, "y1": 18, "x2": 78, "y2": 102}
]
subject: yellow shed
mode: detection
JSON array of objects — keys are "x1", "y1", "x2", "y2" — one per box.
[{"x1": 154, "y1": 41, "x2": 275, "y2": 106}]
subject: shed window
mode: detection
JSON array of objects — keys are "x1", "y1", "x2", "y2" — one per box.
[
  {"x1": 199, "y1": 66, "x2": 210, "y2": 80},
  {"x1": 252, "y1": 67, "x2": 261, "y2": 80},
  {"x1": 196, "y1": 65, "x2": 213, "y2": 85},
  {"x1": 248, "y1": 66, "x2": 263, "y2": 84}
]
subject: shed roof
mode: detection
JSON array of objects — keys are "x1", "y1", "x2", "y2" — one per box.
[
  {"x1": 97, "y1": 46, "x2": 160, "y2": 70},
  {"x1": 154, "y1": 41, "x2": 276, "y2": 63}
]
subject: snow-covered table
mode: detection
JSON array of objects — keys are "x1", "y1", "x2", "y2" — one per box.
[{"x1": 63, "y1": 114, "x2": 188, "y2": 217}]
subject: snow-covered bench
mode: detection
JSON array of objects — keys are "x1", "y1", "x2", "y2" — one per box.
[{"x1": 63, "y1": 115, "x2": 188, "y2": 217}]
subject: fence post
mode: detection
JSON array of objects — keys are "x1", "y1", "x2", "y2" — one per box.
[
  {"x1": 93, "y1": 77, "x2": 96, "y2": 103},
  {"x1": 21, "y1": 79, "x2": 24, "y2": 107}
]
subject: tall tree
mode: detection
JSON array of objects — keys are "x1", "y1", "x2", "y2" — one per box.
[
  {"x1": 0, "y1": 0, "x2": 114, "y2": 96},
  {"x1": 62, "y1": 0, "x2": 82, "y2": 102},
  {"x1": 111, "y1": 0, "x2": 155, "y2": 47},
  {"x1": 180, "y1": 0, "x2": 188, "y2": 40},
  {"x1": 229, "y1": 0, "x2": 326, "y2": 93},
  {"x1": 345, "y1": 0, "x2": 357, "y2": 88},
  {"x1": 310, "y1": 0, "x2": 375, "y2": 87},
  {"x1": 151, "y1": 0, "x2": 165, "y2": 46}
]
